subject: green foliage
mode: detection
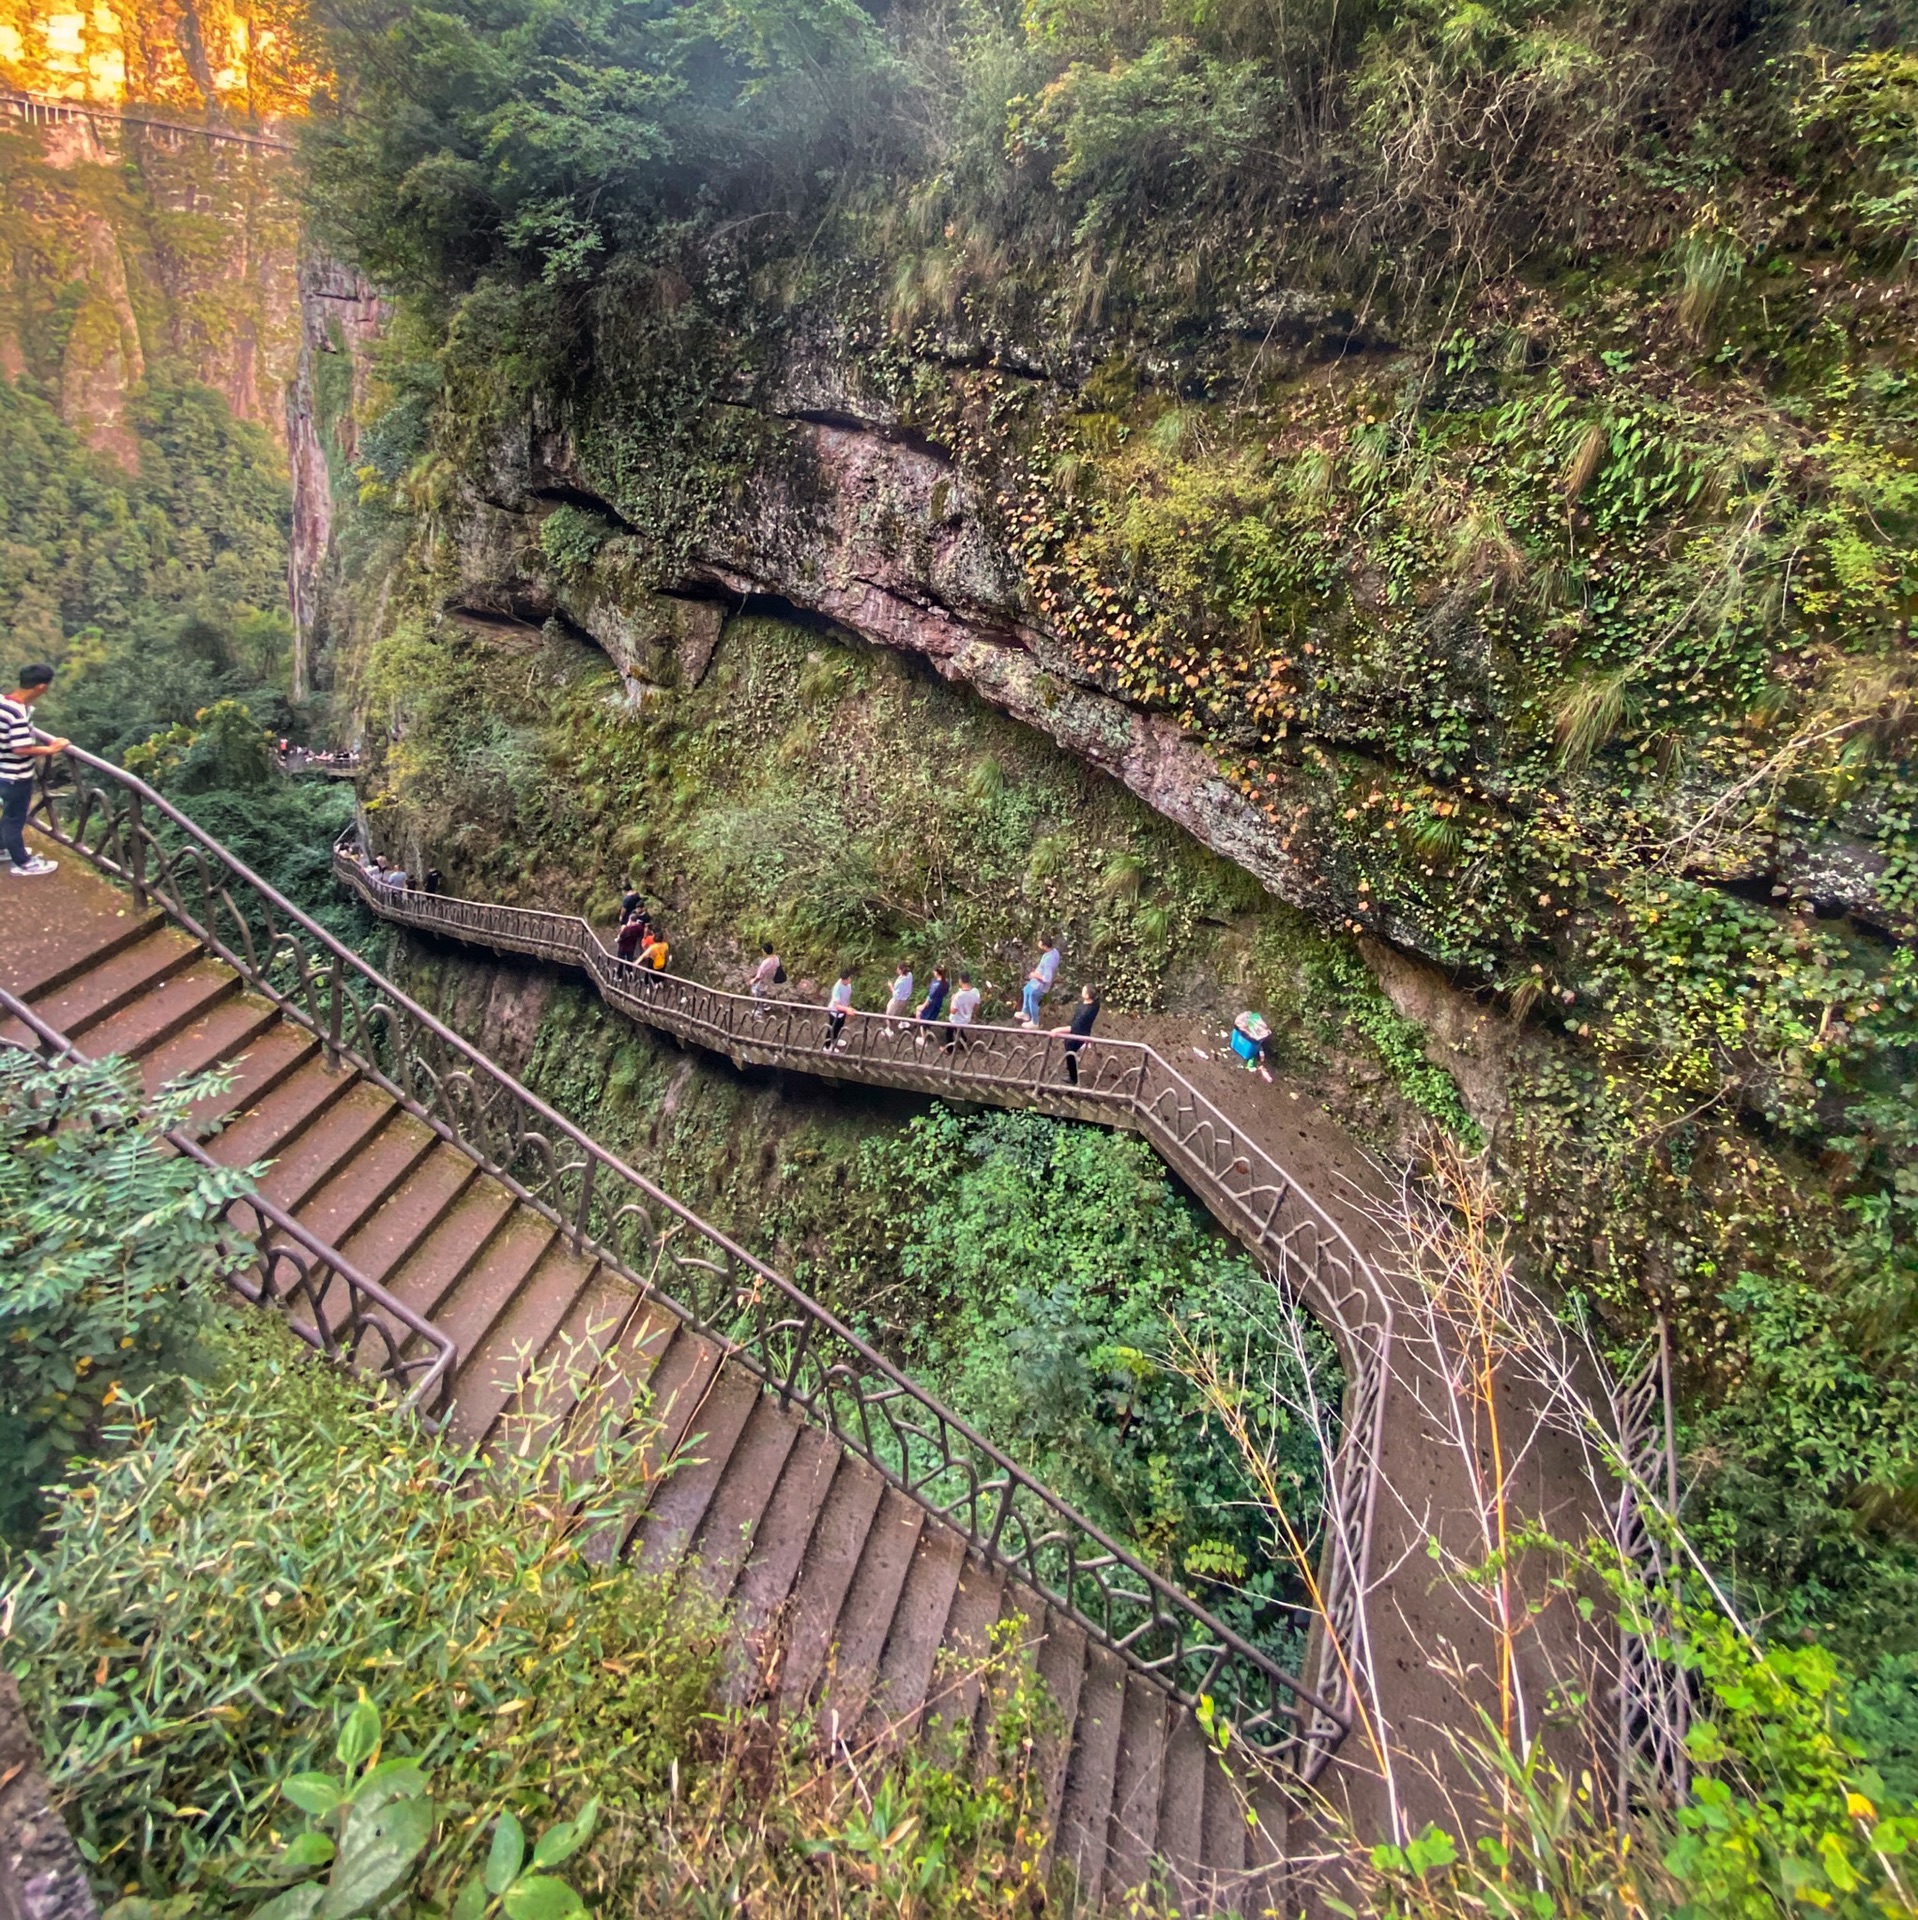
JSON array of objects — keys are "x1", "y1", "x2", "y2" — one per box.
[
  {"x1": 863, "y1": 1106, "x2": 1341, "y2": 1660},
  {"x1": 1008, "y1": 40, "x2": 1282, "y2": 248},
  {"x1": 306, "y1": 0, "x2": 910, "y2": 298},
  {"x1": 1361, "y1": 1573, "x2": 1918, "y2": 1920},
  {"x1": 126, "y1": 699, "x2": 277, "y2": 794},
  {"x1": 1795, "y1": 50, "x2": 1918, "y2": 261},
  {"x1": 0, "y1": 379, "x2": 289, "y2": 667},
  {"x1": 2, "y1": 1319, "x2": 721, "y2": 1907},
  {"x1": 214, "y1": 1701, "x2": 594, "y2": 1920},
  {"x1": 0, "y1": 1049, "x2": 252, "y2": 1539},
  {"x1": 535, "y1": 506, "x2": 615, "y2": 579},
  {"x1": 1301, "y1": 942, "x2": 1482, "y2": 1141}
]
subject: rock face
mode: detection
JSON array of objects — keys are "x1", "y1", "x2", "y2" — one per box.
[
  {"x1": 0, "y1": 1674, "x2": 97, "y2": 1920},
  {"x1": 287, "y1": 260, "x2": 387, "y2": 698},
  {"x1": 0, "y1": 106, "x2": 302, "y2": 466},
  {"x1": 453, "y1": 408, "x2": 1351, "y2": 937}
]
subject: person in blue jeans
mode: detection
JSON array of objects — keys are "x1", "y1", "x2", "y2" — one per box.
[
  {"x1": 1, "y1": 663, "x2": 67, "y2": 877},
  {"x1": 1020, "y1": 936, "x2": 1061, "y2": 1026}
]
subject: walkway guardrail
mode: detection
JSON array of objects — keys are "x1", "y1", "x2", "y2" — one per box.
[
  {"x1": 0, "y1": 87, "x2": 294, "y2": 152},
  {"x1": 332, "y1": 837, "x2": 1395, "y2": 1769},
  {"x1": 25, "y1": 744, "x2": 1349, "y2": 1766},
  {"x1": 0, "y1": 987, "x2": 457, "y2": 1425}
]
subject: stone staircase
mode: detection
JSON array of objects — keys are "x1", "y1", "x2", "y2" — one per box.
[{"x1": 3, "y1": 817, "x2": 1311, "y2": 1915}]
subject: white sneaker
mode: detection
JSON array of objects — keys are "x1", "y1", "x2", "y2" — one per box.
[{"x1": 9, "y1": 856, "x2": 56, "y2": 876}]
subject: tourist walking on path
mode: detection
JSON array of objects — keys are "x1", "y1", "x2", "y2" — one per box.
[
  {"x1": 751, "y1": 943, "x2": 783, "y2": 997},
  {"x1": 917, "y1": 966, "x2": 948, "y2": 1022},
  {"x1": 1053, "y1": 984, "x2": 1101, "y2": 1086},
  {"x1": 1019, "y1": 936, "x2": 1061, "y2": 1026},
  {"x1": 617, "y1": 911, "x2": 649, "y2": 961},
  {"x1": 1231, "y1": 1011, "x2": 1274, "y2": 1083},
  {"x1": 944, "y1": 971, "x2": 980, "y2": 1053},
  {"x1": 884, "y1": 960, "x2": 916, "y2": 1018},
  {"x1": 639, "y1": 927, "x2": 671, "y2": 971},
  {"x1": 3, "y1": 664, "x2": 66, "y2": 877},
  {"x1": 824, "y1": 970, "x2": 855, "y2": 1049}
]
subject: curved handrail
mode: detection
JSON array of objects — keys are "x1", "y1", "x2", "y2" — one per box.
[
  {"x1": 0, "y1": 987, "x2": 458, "y2": 1425},
  {"x1": 332, "y1": 836, "x2": 1396, "y2": 1768},
  {"x1": 24, "y1": 743, "x2": 1344, "y2": 1763}
]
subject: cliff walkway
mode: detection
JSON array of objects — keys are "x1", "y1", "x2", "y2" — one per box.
[
  {"x1": 7, "y1": 749, "x2": 1340, "y2": 1916},
  {"x1": 329, "y1": 833, "x2": 1658, "y2": 1840},
  {"x1": 0, "y1": 88, "x2": 294, "y2": 152}
]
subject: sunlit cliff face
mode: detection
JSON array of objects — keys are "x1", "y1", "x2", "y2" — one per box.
[{"x1": 0, "y1": 0, "x2": 319, "y2": 119}]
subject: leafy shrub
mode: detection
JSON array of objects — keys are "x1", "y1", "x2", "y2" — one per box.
[
  {"x1": 862, "y1": 1107, "x2": 1341, "y2": 1660},
  {"x1": 0, "y1": 1049, "x2": 252, "y2": 1539},
  {"x1": 219, "y1": 1699, "x2": 596, "y2": 1920},
  {"x1": 126, "y1": 699, "x2": 277, "y2": 794},
  {"x1": 1361, "y1": 1599, "x2": 1918, "y2": 1919},
  {"x1": 536, "y1": 505, "x2": 616, "y2": 578},
  {"x1": 2, "y1": 1319, "x2": 722, "y2": 1907},
  {"x1": 1010, "y1": 41, "x2": 1282, "y2": 246},
  {"x1": 10, "y1": 1316, "x2": 1087, "y2": 1917}
]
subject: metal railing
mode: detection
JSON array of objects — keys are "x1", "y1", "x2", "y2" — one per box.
[
  {"x1": 1613, "y1": 1318, "x2": 1690, "y2": 1814},
  {"x1": 0, "y1": 987, "x2": 457, "y2": 1425},
  {"x1": 1, "y1": 87, "x2": 294, "y2": 152},
  {"x1": 25, "y1": 745, "x2": 1348, "y2": 1765},
  {"x1": 333, "y1": 838, "x2": 1395, "y2": 1767}
]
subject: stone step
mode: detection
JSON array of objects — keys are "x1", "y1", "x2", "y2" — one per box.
[
  {"x1": 8, "y1": 900, "x2": 166, "y2": 1001},
  {"x1": 1106, "y1": 1673, "x2": 1173, "y2": 1902},
  {"x1": 334, "y1": 1142, "x2": 480, "y2": 1288},
  {"x1": 256, "y1": 1085, "x2": 399, "y2": 1215},
  {"x1": 683, "y1": 1390, "x2": 806, "y2": 1607},
  {"x1": 726, "y1": 1423, "x2": 846, "y2": 1697},
  {"x1": 430, "y1": 1210, "x2": 560, "y2": 1371},
  {"x1": 631, "y1": 1365, "x2": 766, "y2": 1577},
  {"x1": 857, "y1": 1517, "x2": 970, "y2": 1748},
  {"x1": 209, "y1": 1053, "x2": 359, "y2": 1171},
  {"x1": 137, "y1": 991, "x2": 283, "y2": 1108},
  {"x1": 449, "y1": 1242, "x2": 603, "y2": 1448},
  {"x1": 289, "y1": 1109, "x2": 441, "y2": 1254},
  {"x1": 815, "y1": 1485, "x2": 929, "y2": 1744},
  {"x1": 26, "y1": 926, "x2": 202, "y2": 1039},
  {"x1": 774, "y1": 1453, "x2": 889, "y2": 1710},
  {"x1": 1057, "y1": 1640, "x2": 1129, "y2": 1905},
  {"x1": 79, "y1": 957, "x2": 238, "y2": 1062},
  {"x1": 384, "y1": 1182, "x2": 519, "y2": 1323}
]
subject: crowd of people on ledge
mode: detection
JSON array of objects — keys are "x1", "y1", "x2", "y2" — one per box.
[
  {"x1": 607, "y1": 891, "x2": 1110, "y2": 1071},
  {"x1": 357, "y1": 850, "x2": 441, "y2": 896},
  {"x1": 344, "y1": 843, "x2": 1274, "y2": 1085},
  {"x1": 276, "y1": 740, "x2": 361, "y2": 773}
]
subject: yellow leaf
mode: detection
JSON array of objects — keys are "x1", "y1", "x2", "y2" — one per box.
[{"x1": 1845, "y1": 1791, "x2": 1876, "y2": 1822}]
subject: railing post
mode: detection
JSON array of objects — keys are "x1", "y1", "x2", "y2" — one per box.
[
  {"x1": 327, "y1": 960, "x2": 343, "y2": 1071},
  {"x1": 126, "y1": 787, "x2": 147, "y2": 911},
  {"x1": 572, "y1": 1156, "x2": 596, "y2": 1255}
]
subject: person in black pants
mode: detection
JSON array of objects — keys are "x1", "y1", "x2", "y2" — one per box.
[{"x1": 1052, "y1": 984, "x2": 1101, "y2": 1085}]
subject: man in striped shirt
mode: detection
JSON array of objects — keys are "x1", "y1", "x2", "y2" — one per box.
[{"x1": 3, "y1": 663, "x2": 69, "y2": 877}]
